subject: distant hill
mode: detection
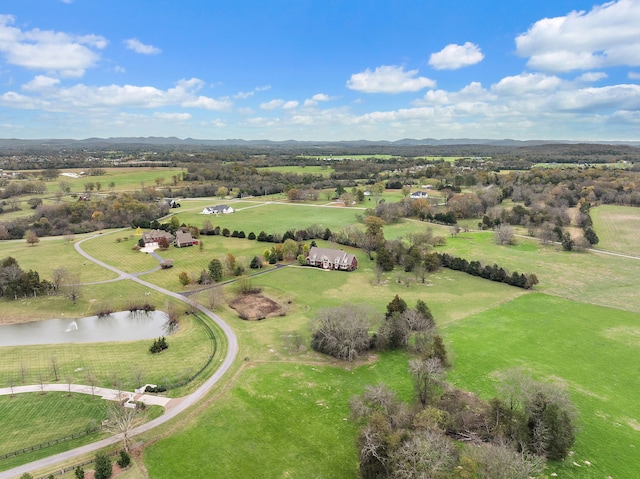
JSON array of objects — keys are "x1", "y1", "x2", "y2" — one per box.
[{"x1": 0, "y1": 137, "x2": 639, "y2": 150}]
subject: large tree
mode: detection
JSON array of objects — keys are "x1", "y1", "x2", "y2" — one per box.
[{"x1": 310, "y1": 304, "x2": 378, "y2": 361}]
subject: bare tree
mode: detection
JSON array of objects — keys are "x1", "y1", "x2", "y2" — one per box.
[
  {"x1": 20, "y1": 362, "x2": 28, "y2": 383},
  {"x1": 66, "y1": 374, "x2": 73, "y2": 396},
  {"x1": 64, "y1": 232, "x2": 75, "y2": 244},
  {"x1": 8, "y1": 374, "x2": 15, "y2": 397},
  {"x1": 104, "y1": 401, "x2": 143, "y2": 452},
  {"x1": 65, "y1": 273, "x2": 81, "y2": 305},
  {"x1": 133, "y1": 366, "x2": 144, "y2": 389},
  {"x1": 310, "y1": 304, "x2": 379, "y2": 361},
  {"x1": 52, "y1": 267, "x2": 68, "y2": 293},
  {"x1": 409, "y1": 357, "x2": 445, "y2": 408},
  {"x1": 494, "y1": 224, "x2": 515, "y2": 246},
  {"x1": 50, "y1": 356, "x2": 60, "y2": 382},
  {"x1": 467, "y1": 442, "x2": 546, "y2": 479},
  {"x1": 164, "y1": 302, "x2": 180, "y2": 333},
  {"x1": 38, "y1": 372, "x2": 45, "y2": 394},
  {"x1": 86, "y1": 369, "x2": 97, "y2": 397},
  {"x1": 206, "y1": 286, "x2": 224, "y2": 311},
  {"x1": 389, "y1": 430, "x2": 457, "y2": 478}
]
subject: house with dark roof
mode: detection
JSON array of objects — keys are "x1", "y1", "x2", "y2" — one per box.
[
  {"x1": 306, "y1": 246, "x2": 358, "y2": 271},
  {"x1": 141, "y1": 229, "x2": 175, "y2": 246},
  {"x1": 409, "y1": 191, "x2": 429, "y2": 199},
  {"x1": 175, "y1": 230, "x2": 197, "y2": 248},
  {"x1": 202, "y1": 204, "x2": 234, "y2": 215}
]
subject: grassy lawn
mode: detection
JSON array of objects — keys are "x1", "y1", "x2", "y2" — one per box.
[
  {"x1": 591, "y1": 205, "x2": 640, "y2": 256},
  {"x1": 144, "y1": 352, "x2": 414, "y2": 479},
  {"x1": 0, "y1": 313, "x2": 215, "y2": 395},
  {"x1": 0, "y1": 392, "x2": 107, "y2": 456},
  {"x1": 170, "y1": 202, "x2": 365, "y2": 235},
  {"x1": 0, "y1": 392, "x2": 163, "y2": 472},
  {"x1": 47, "y1": 167, "x2": 184, "y2": 194},
  {"x1": 0, "y1": 234, "x2": 118, "y2": 284},
  {"x1": 444, "y1": 293, "x2": 640, "y2": 479},
  {"x1": 439, "y1": 230, "x2": 640, "y2": 312}
]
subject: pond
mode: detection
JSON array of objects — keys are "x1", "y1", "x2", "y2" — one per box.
[{"x1": 0, "y1": 311, "x2": 170, "y2": 347}]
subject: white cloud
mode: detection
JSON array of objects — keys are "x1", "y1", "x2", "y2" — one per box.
[
  {"x1": 259, "y1": 98, "x2": 299, "y2": 110},
  {"x1": 124, "y1": 38, "x2": 161, "y2": 55},
  {"x1": 0, "y1": 15, "x2": 107, "y2": 77},
  {"x1": 629, "y1": 72, "x2": 640, "y2": 80},
  {"x1": 234, "y1": 85, "x2": 271, "y2": 99},
  {"x1": 346, "y1": 65, "x2": 435, "y2": 93},
  {"x1": 0, "y1": 77, "x2": 231, "y2": 111},
  {"x1": 492, "y1": 72, "x2": 564, "y2": 95},
  {"x1": 22, "y1": 75, "x2": 60, "y2": 91},
  {"x1": 303, "y1": 93, "x2": 332, "y2": 107},
  {"x1": 260, "y1": 99, "x2": 284, "y2": 110},
  {"x1": 576, "y1": 72, "x2": 608, "y2": 82},
  {"x1": 516, "y1": 0, "x2": 640, "y2": 72},
  {"x1": 153, "y1": 112, "x2": 191, "y2": 121},
  {"x1": 429, "y1": 42, "x2": 484, "y2": 70},
  {"x1": 554, "y1": 84, "x2": 640, "y2": 111}
]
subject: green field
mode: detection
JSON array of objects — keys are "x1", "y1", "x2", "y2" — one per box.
[
  {"x1": 591, "y1": 204, "x2": 640, "y2": 256},
  {"x1": 50, "y1": 167, "x2": 184, "y2": 194},
  {"x1": 2, "y1": 194, "x2": 640, "y2": 478},
  {"x1": 439, "y1": 229, "x2": 640, "y2": 312},
  {"x1": 0, "y1": 392, "x2": 107, "y2": 455},
  {"x1": 445, "y1": 293, "x2": 640, "y2": 478},
  {"x1": 144, "y1": 353, "x2": 414, "y2": 479},
  {"x1": 170, "y1": 201, "x2": 365, "y2": 236}
]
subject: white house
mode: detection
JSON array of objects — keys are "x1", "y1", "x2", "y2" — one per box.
[
  {"x1": 202, "y1": 204, "x2": 234, "y2": 215},
  {"x1": 409, "y1": 191, "x2": 429, "y2": 199}
]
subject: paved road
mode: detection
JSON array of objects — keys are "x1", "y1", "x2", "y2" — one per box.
[{"x1": 0, "y1": 234, "x2": 238, "y2": 479}]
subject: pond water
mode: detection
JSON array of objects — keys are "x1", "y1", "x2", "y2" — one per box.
[{"x1": 0, "y1": 311, "x2": 170, "y2": 347}]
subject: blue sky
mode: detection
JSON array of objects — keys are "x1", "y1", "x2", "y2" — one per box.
[{"x1": 1, "y1": 0, "x2": 639, "y2": 141}]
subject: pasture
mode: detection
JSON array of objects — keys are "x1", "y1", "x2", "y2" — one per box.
[
  {"x1": 1, "y1": 193, "x2": 639, "y2": 478},
  {"x1": 440, "y1": 229, "x2": 640, "y2": 313},
  {"x1": 144, "y1": 352, "x2": 414, "y2": 479},
  {"x1": 170, "y1": 201, "x2": 365, "y2": 236},
  {"x1": 444, "y1": 293, "x2": 640, "y2": 479},
  {"x1": 591, "y1": 204, "x2": 640, "y2": 256},
  {"x1": 47, "y1": 167, "x2": 184, "y2": 194}
]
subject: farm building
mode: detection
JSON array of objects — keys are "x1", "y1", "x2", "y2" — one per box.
[
  {"x1": 306, "y1": 247, "x2": 358, "y2": 271},
  {"x1": 175, "y1": 230, "x2": 197, "y2": 247},
  {"x1": 202, "y1": 204, "x2": 234, "y2": 215}
]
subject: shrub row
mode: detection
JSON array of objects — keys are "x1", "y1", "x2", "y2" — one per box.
[{"x1": 436, "y1": 253, "x2": 538, "y2": 289}]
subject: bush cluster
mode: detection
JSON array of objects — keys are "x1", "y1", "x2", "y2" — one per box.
[{"x1": 149, "y1": 336, "x2": 168, "y2": 354}]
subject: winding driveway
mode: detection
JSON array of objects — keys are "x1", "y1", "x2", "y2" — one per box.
[{"x1": 0, "y1": 234, "x2": 238, "y2": 479}]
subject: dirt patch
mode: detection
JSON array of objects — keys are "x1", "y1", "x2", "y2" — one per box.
[{"x1": 229, "y1": 293, "x2": 284, "y2": 321}]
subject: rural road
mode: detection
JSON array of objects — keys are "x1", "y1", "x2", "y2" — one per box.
[{"x1": 0, "y1": 234, "x2": 239, "y2": 479}]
